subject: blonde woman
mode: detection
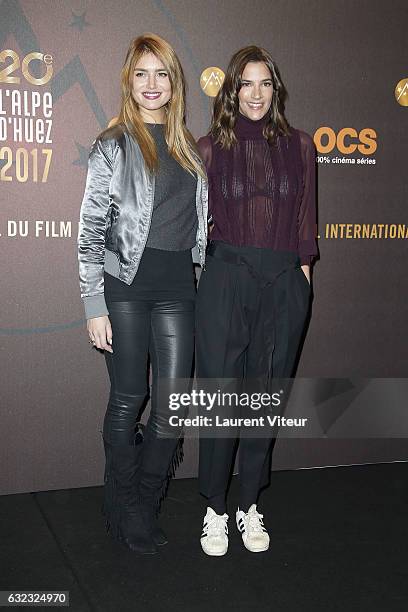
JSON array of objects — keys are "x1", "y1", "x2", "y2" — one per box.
[{"x1": 78, "y1": 33, "x2": 207, "y2": 554}]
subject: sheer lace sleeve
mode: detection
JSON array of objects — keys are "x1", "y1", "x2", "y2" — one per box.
[
  {"x1": 298, "y1": 130, "x2": 318, "y2": 266},
  {"x1": 197, "y1": 135, "x2": 214, "y2": 221}
]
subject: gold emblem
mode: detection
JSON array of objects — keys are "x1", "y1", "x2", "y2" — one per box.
[
  {"x1": 200, "y1": 67, "x2": 225, "y2": 97},
  {"x1": 395, "y1": 78, "x2": 408, "y2": 106}
]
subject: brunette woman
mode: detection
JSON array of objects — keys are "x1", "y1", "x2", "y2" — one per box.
[{"x1": 196, "y1": 46, "x2": 317, "y2": 555}]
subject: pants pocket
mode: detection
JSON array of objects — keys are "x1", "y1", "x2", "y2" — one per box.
[
  {"x1": 297, "y1": 267, "x2": 311, "y2": 294},
  {"x1": 293, "y1": 267, "x2": 311, "y2": 312}
]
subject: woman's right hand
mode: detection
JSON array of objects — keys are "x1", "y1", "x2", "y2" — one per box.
[{"x1": 87, "y1": 315, "x2": 113, "y2": 353}]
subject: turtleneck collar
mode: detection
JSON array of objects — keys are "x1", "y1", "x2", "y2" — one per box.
[{"x1": 234, "y1": 111, "x2": 268, "y2": 140}]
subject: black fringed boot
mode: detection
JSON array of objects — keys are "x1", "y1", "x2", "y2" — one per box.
[
  {"x1": 138, "y1": 434, "x2": 184, "y2": 546},
  {"x1": 102, "y1": 428, "x2": 157, "y2": 555}
]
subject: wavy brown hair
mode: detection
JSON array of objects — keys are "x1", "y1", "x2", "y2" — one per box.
[
  {"x1": 210, "y1": 45, "x2": 291, "y2": 148},
  {"x1": 109, "y1": 33, "x2": 205, "y2": 177}
]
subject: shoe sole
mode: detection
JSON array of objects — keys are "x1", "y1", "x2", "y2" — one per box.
[
  {"x1": 243, "y1": 541, "x2": 269, "y2": 553},
  {"x1": 111, "y1": 532, "x2": 158, "y2": 555},
  {"x1": 200, "y1": 544, "x2": 228, "y2": 557},
  {"x1": 120, "y1": 537, "x2": 158, "y2": 554}
]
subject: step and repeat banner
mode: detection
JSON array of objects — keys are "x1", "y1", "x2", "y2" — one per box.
[{"x1": 1, "y1": 0, "x2": 407, "y2": 494}]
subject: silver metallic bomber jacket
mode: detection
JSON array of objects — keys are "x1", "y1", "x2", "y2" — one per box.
[{"x1": 78, "y1": 124, "x2": 208, "y2": 319}]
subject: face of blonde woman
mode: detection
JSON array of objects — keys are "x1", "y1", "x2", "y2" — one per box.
[
  {"x1": 238, "y1": 61, "x2": 273, "y2": 121},
  {"x1": 132, "y1": 52, "x2": 172, "y2": 123}
]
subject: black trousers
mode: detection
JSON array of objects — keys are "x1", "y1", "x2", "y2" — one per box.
[
  {"x1": 196, "y1": 241, "x2": 311, "y2": 505},
  {"x1": 103, "y1": 299, "x2": 195, "y2": 476}
]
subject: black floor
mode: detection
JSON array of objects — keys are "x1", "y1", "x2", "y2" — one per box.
[{"x1": 1, "y1": 462, "x2": 408, "y2": 612}]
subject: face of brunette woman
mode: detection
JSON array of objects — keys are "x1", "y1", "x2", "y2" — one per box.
[
  {"x1": 132, "y1": 52, "x2": 172, "y2": 123},
  {"x1": 238, "y1": 61, "x2": 273, "y2": 121}
]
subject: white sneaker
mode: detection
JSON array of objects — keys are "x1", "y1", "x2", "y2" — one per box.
[
  {"x1": 236, "y1": 504, "x2": 270, "y2": 552},
  {"x1": 200, "y1": 507, "x2": 229, "y2": 556}
]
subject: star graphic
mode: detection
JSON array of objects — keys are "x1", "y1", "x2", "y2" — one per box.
[
  {"x1": 73, "y1": 142, "x2": 90, "y2": 168},
  {"x1": 69, "y1": 11, "x2": 91, "y2": 32}
]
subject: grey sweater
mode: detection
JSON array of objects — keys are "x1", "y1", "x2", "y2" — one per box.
[{"x1": 145, "y1": 123, "x2": 198, "y2": 250}]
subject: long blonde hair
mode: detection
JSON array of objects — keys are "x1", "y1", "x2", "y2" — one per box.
[{"x1": 113, "y1": 33, "x2": 205, "y2": 178}]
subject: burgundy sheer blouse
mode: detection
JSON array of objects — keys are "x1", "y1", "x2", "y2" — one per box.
[{"x1": 197, "y1": 112, "x2": 318, "y2": 265}]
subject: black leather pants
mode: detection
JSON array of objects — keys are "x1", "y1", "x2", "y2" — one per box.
[{"x1": 103, "y1": 299, "x2": 195, "y2": 447}]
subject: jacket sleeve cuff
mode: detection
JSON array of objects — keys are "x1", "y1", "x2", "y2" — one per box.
[
  {"x1": 300, "y1": 255, "x2": 311, "y2": 266},
  {"x1": 191, "y1": 245, "x2": 200, "y2": 265},
  {"x1": 83, "y1": 294, "x2": 109, "y2": 320}
]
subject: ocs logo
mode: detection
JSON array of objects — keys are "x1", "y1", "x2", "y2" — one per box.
[{"x1": 314, "y1": 127, "x2": 377, "y2": 155}]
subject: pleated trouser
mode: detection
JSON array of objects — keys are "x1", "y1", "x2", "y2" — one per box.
[{"x1": 196, "y1": 241, "x2": 311, "y2": 502}]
